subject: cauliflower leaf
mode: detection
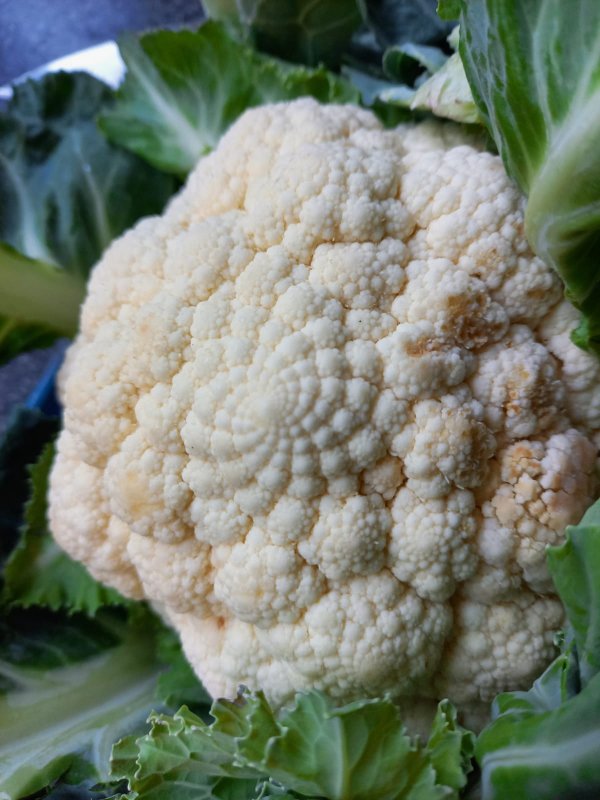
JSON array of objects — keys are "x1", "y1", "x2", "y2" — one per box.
[
  {"x1": 0, "y1": 609, "x2": 161, "y2": 799},
  {"x1": 476, "y1": 667, "x2": 600, "y2": 800},
  {"x1": 203, "y1": 0, "x2": 362, "y2": 69},
  {"x1": 376, "y1": 34, "x2": 480, "y2": 124},
  {"x1": 360, "y1": 0, "x2": 454, "y2": 50},
  {"x1": 0, "y1": 405, "x2": 59, "y2": 566},
  {"x1": 2, "y1": 441, "x2": 128, "y2": 616},
  {"x1": 547, "y1": 507, "x2": 600, "y2": 687},
  {"x1": 0, "y1": 245, "x2": 84, "y2": 361},
  {"x1": 475, "y1": 500, "x2": 600, "y2": 799},
  {"x1": 449, "y1": 0, "x2": 600, "y2": 355},
  {"x1": 99, "y1": 22, "x2": 359, "y2": 178},
  {"x1": 0, "y1": 72, "x2": 177, "y2": 364},
  {"x1": 111, "y1": 690, "x2": 475, "y2": 799}
]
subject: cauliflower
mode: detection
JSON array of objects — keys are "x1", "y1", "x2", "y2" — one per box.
[{"x1": 48, "y1": 99, "x2": 600, "y2": 724}]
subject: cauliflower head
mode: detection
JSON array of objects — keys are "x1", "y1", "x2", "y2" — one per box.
[{"x1": 49, "y1": 99, "x2": 600, "y2": 722}]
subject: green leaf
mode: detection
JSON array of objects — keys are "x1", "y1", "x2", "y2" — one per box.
[
  {"x1": 112, "y1": 690, "x2": 472, "y2": 799},
  {"x1": 382, "y1": 42, "x2": 447, "y2": 81},
  {"x1": 436, "y1": 0, "x2": 460, "y2": 21},
  {"x1": 476, "y1": 670, "x2": 600, "y2": 800},
  {"x1": 0, "y1": 609, "x2": 163, "y2": 799},
  {"x1": 2, "y1": 441, "x2": 129, "y2": 615},
  {"x1": 358, "y1": 0, "x2": 455, "y2": 49},
  {"x1": 352, "y1": 22, "x2": 480, "y2": 125},
  {"x1": 474, "y1": 499, "x2": 600, "y2": 799},
  {"x1": 491, "y1": 640, "x2": 580, "y2": 722},
  {"x1": 547, "y1": 501, "x2": 600, "y2": 686},
  {"x1": 99, "y1": 22, "x2": 359, "y2": 178},
  {"x1": 265, "y1": 692, "x2": 447, "y2": 800},
  {"x1": 111, "y1": 710, "x2": 261, "y2": 799},
  {"x1": 203, "y1": 0, "x2": 362, "y2": 67},
  {"x1": 0, "y1": 232, "x2": 85, "y2": 349},
  {"x1": 427, "y1": 700, "x2": 475, "y2": 792},
  {"x1": 0, "y1": 71, "x2": 176, "y2": 361},
  {"x1": 379, "y1": 50, "x2": 479, "y2": 123},
  {"x1": 0, "y1": 405, "x2": 59, "y2": 567},
  {"x1": 453, "y1": 0, "x2": 600, "y2": 353}
]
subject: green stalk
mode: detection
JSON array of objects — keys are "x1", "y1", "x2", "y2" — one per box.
[
  {"x1": 0, "y1": 243, "x2": 86, "y2": 338},
  {"x1": 0, "y1": 620, "x2": 162, "y2": 798}
]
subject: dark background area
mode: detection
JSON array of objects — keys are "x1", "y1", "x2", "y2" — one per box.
[
  {"x1": 0, "y1": 0, "x2": 205, "y2": 431},
  {"x1": 0, "y1": 0, "x2": 204, "y2": 84}
]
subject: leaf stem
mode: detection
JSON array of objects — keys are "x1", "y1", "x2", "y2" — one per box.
[{"x1": 0, "y1": 244, "x2": 86, "y2": 338}]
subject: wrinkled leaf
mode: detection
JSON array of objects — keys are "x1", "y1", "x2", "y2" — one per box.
[
  {"x1": 3, "y1": 442, "x2": 129, "y2": 615},
  {"x1": 112, "y1": 689, "x2": 473, "y2": 799},
  {"x1": 100, "y1": 22, "x2": 359, "y2": 178},
  {"x1": 427, "y1": 700, "x2": 475, "y2": 792}
]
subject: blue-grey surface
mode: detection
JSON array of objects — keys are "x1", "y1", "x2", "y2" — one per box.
[
  {"x1": 0, "y1": 0, "x2": 205, "y2": 434},
  {"x1": 0, "y1": 0, "x2": 204, "y2": 84}
]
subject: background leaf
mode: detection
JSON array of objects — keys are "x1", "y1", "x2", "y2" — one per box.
[
  {"x1": 203, "y1": 0, "x2": 362, "y2": 67},
  {"x1": 476, "y1": 671, "x2": 600, "y2": 800},
  {"x1": 112, "y1": 690, "x2": 473, "y2": 799},
  {"x1": 453, "y1": 0, "x2": 600, "y2": 353},
  {"x1": 2, "y1": 442, "x2": 129, "y2": 615},
  {"x1": 0, "y1": 609, "x2": 158, "y2": 798},
  {"x1": 100, "y1": 22, "x2": 359, "y2": 178},
  {"x1": 0, "y1": 405, "x2": 59, "y2": 567},
  {"x1": 475, "y1": 499, "x2": 600, "y2": 799},
  {"x1": 358, "y1": 0, "x2": 455, "y2": 49},
  {"x1": 0, "y1": 71, "x2": 176, "y2": 362},
  {"x1": 547, "y1": 508, "x2": 600, "y2": 686}
]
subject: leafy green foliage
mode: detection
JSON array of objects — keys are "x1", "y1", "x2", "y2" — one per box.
[
  {"x1": 0, "y1": 247, "x2": 75, "y2": 364},
  {"x1": 3, "y1": 442, "x2": 128, "y2": 615},
  {"x1": 112, "y1": 690, "x2": 474, "y2": 799},
  {"x1": 0, "y1": 406, "x2": 59, "y2": 566},
  {"x1": 339, "y1": 1, "x2": 474, "y2": 124},
  {"x1": 451, "y1": 0, "x2": 600, "y2": 354},
  {"x1": 426, "y1": 700, "x2": 475, "y2": 792},
  {"x1": 99, "y1": 22, "x2": 359, "y2": 178},
  {"x1": 0, "y1": 583, "x2": 211, "y2": 798},
  {"x1": 0, "y1": 608, "x2": 171, "y2": 799},
  {"x1": 0, "y1": 402, "x2": 211, "y2": 800},
  {"x1": 547, "y1": 509, "x2": 600, "y2": 687},
  {"x1": 474, "y1": 500, "x2": 600, "y2": 799},
  {"x1": 0, "y1": 71, "x2": 176, "y2": 363},
  {"x1": 436, "y1": 0, "x2": 460, "y2": 20},
  {"x1": 0, "y1": 72, "x2": 176, "y2": 274},
  {"x1": 476, "y1": 669, "x2": 600, "y2": 800},
  {"x1": 204, "y1": 0, "x2": 363, "y2": 68},
  {"x1": 375, "y1": 31, "x2": 479, "y2": 123},
  {"x1": 358, "y1": 0, "x2": 455, "y2": 49}
]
